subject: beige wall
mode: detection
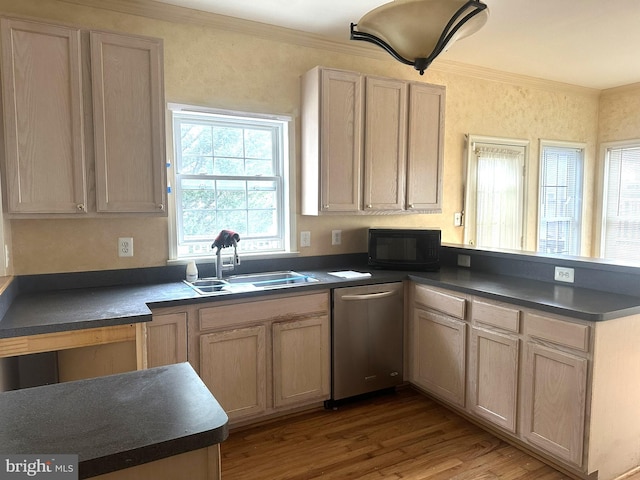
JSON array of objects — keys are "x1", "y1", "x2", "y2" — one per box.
[{"x1": 0, "y1": 0, "x2": 611, "y2": 274}]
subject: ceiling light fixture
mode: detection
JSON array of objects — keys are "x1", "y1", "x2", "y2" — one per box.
[{"x1": 350, "y1": 0, "x2": 489, "y2": 75}]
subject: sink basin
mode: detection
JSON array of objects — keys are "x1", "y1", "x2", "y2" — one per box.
[
  {"x1": 226, "y1": 271, "x2": 318, "y2": 286},
  {"x1": 184, "y1": 270, "x2": 318, "y2": 295},
  {"x1": 184, "y1": 278, "x2": 229, "y2": 294}
]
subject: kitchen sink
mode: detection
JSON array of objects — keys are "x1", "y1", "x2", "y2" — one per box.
[
  {"x1": 226, "y1": 271, "x2": 318, "y2": 286},
  {"x1": 185, "y1": 278, "x2": 229, "y2": 294},
  {"x1": 184, "y1": 270, "x2": 318, "y2": 295}
]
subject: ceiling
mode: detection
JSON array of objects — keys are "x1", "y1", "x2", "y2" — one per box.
[{"x1": 151, "y1": 0, "x2": 640, "y2": 90}]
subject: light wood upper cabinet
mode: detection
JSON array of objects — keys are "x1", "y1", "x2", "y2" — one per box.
[
  {"x1": 301, "y1": 67, "x2": 363, "y2": 214},
  {"x1": 301, "y1": 66, "x2": 444, "y2": 215},
  {"x1": 363, "y1": 76, "x2": 407, "y2": 211},
  {"x1": 0, "y1": 17, "x2": 166, "y2": 216},
  {"x1": 91, "y1": 32, "x2": 166, "y2": 213},
  {"x1": 0, "y1": 18, "x2": 87, "y2": 214},
  {"x1": 406, "y1": 83, "x2": 444, "y2": 211}
]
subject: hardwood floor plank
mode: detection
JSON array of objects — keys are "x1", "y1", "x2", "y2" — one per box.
[{"x1": 221, "y1": 388, "x2": 571, "y2": 479}]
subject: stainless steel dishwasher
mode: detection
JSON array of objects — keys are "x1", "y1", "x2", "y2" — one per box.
[{"x1": 330, "y1": 282, "x2": 404, "y2": 402}]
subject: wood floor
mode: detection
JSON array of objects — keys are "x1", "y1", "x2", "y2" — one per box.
[{"x1": 221, "y1": 388, "x2": 574, "y2": 480}]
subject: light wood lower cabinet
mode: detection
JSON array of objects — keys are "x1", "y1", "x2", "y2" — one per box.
[
  {"x1": 468, "y1": 327, "x2": 519, "y2": 433},
  {"x1": 272, "y1": 316, "x2": 330, "y2": 408},
  {"x1": 137, "y1": 308, "x2": 188, "y2": 369},
  {"x1": 409, "y1": 284, "x2": 598, "y2": 477},
  {"x1": 521, "y1": 342, "x2": 587, "y2": 466},
  {"x1": 200, "y1": 325, "x2": 267, "y2": 420},
  {"x1": 468, "y1": 299, "x2": 520, "y2": 434},
  {"x1": 92, "y1": 444, "x2": 220, "y2": 480},
  {"x1": 411, "y1": 307, "x2": 466, "y2": 408},
  {"x1": 194, "y1": 291, "x2": 330, "y2": 424}
]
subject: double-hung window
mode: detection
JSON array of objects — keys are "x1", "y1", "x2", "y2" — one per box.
[
  {"x1": 170, "y1": 106, "x2": 292, "y2": 259},
  {"x1": 537, "y1": 141, "x2": 584, "y2": 256},
  {"x1": 601, "y1": 140, "x2": 640, "y2": 263}
]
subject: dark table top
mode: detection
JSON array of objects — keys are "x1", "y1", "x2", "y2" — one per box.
[{"x1": 0, "y1": 362, "x2": 229, "y2": 478}]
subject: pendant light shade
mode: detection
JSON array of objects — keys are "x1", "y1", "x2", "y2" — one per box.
[{"x1": 350, "y1": 0, "x2": 489, "y2": 74}]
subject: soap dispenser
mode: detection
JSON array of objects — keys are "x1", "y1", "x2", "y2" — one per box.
[{"x1": 186, "y1": 261, "x2": 198, "y2": 282}]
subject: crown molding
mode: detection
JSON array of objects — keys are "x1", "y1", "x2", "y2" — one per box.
[
  {"x1": 601, "y1": 81, "x2": 640, "y2": 97},
  {"x1": 59, "y1": 0, "x2": 600, "y2": 96},
  {"x1": 429, "y1": 60, "x2": 600, "y2": 97}
]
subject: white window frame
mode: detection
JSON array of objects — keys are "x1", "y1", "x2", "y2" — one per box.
[
  {"x1": 464, "y1": 134, "x2": 529, "y2": 250},
  {"x1": 537, "y1": 140, "x2": 585, "y2": 256},
  {"x1": 598, "y1": 139, "x2": 640, "y2": 263},
  {"x1": 167, "y1": 103, "x2": 296, "y2": 263}
]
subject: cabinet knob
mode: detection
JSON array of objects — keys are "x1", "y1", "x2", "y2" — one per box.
[
  {"x1": 323, "y1": 205, "x2": 329, "y2": 209},
  {"x1": 76, "y1": 204, "x2": 85, "y2": 211},
  {"x1": 408, "y1": 204, "x2": 414, "y2": 209},
  {"x1": 158, "y1": 204, "x2": 165, "y2": 211},
  {"x1": 367, "y1": 204, "x2": 372, "y2": 209}
]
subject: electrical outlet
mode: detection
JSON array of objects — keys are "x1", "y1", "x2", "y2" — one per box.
[
  {"x1": 332, "y1": 230, "x2": 342, "y2": 245},
  {"x1": 118, "y1": 237, "x2": 134, "y2": 257},
  {"x1": 300, "y1": 231, "x2": 311, "y2": 248},
  {"x1": 454, "y1": 212, "x2": 463, "y2": 227},
  {"x1": 554, "y1": 266, "x2": 574, "y2": 283},
  {"x1": 457, "y1": 254, "x2": 471, "y2": 267}
]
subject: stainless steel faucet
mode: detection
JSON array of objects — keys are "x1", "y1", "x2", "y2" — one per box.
[{"x1": 212, "y1": 230, "x2": 240, "y2": 279}]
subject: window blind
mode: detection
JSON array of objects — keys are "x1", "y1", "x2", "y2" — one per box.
[
  {"x1": 603, "y1": 144, "x2": 640, "y2": 263},
  {"x1": 538, "y1": 145, "x2": 583, "y2": 256}
]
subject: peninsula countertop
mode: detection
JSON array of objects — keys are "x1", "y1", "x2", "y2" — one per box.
[{"x1": 0, "y1": 362, "x2": 229, "y2": 478}]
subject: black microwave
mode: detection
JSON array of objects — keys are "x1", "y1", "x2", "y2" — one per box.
[{"x1": 368, "y1": 228, "x2": 441, "y2": 271}]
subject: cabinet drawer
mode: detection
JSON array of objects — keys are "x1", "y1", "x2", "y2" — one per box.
[
  {"x1": 414, "y1": 285, "x2": 465, "y2": 319},
  {"x1": 200, "y1": 292, "x2": 329, "y2": 331},
  {"x1": 472, "y1": 300, "x2": 520, "y2": 333},
  {"x1": 524, "y1": 313, "x2": 590, "y2": 352}
]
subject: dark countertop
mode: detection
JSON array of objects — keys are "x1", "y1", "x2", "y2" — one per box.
[
  {"x1": 0, "y1": 362, "x2": 229, "y2": 478},
  {"x1": 409, "y1": 267, "x2": 640, "y2": 321},
  {"x1": 0, "y1": 269, "x2": 405, "y2": 339},
  {"x1": 1, "y1": 265, "x2": 639, "y2": 340}
]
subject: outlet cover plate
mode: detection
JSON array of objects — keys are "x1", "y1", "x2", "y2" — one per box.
[
  {"x1": 554, "y1": 266, "x2": 574, "y2": 283},
  {"x1": 300, "y1": 231, "x2": 311, "y2": 248},
  {"x1": 118, "y1": 237, "x2": 134, "y2": 257}
]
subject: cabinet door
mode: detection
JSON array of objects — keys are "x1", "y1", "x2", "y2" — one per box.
[
  {"x1": 363, "y1": 76, "x2": 407, "y2": 211},
  {"x1": 1, "y1": 18, "x2": 86, "y2": 214},
  {"x1": 468, "y1": 327, "x2": 519, "y2": 433},
  {"x1": 272, "y1": 315, "x2": 330, "y2": 408},
  {"x1": 140, "y1": 312, "x2": 188, "y2": 369},
  {"x1": 406, "y1": 83, "x2": 444, "y2": 212},
  {"x1": 412, "y1": 308, "x2": 466, "y2": 407},
  {"x1": 522, "y1": 342, "x2": 587, "y2": 467},
  {"x1": 320, "y1": 69, "x2": 363, "y2": 213},
  {"x1": 200, "y1": 326, "x2": 266, "y2": 421},
  {"x1": 301, "y1": 67, "x2": 363, "y2": 214},
  {"x1": 90, "y1": 31, "x2": 166, "y2": 213}
]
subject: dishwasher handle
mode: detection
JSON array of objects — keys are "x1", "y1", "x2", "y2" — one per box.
[{"x1": 340, "y1": 290, "x2": 397, "y2": 301}]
